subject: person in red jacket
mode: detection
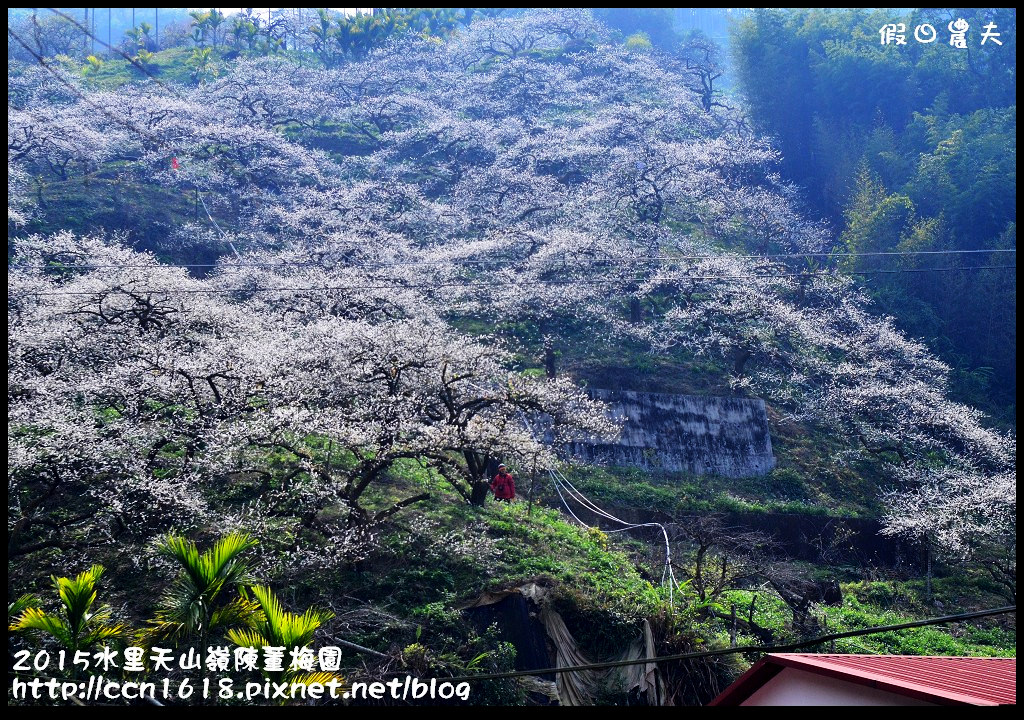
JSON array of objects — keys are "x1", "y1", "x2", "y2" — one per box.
[{"x1": 490, "y1": 464, "x2": 516, "y2": 502}]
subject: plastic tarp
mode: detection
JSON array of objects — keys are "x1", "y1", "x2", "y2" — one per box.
[{"x1": 463, "y1": 582, "x2": 664, "y2": 706}]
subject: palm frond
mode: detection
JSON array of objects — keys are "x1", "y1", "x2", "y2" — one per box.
[
  {"x1": 286, "y1": 607, "x2": 335, "y2": 648},
  {"x1": 151, "y1": 532, "x2": 258, "y2": 641},
  {"x1": 155, "y1": 534, "x2": 205, "y2": 586},
  {"x1": 250, "y1": 584, "x2": 285, "y2": 640},
  {"x1": 143, "y1": 618, "x2": 189, "y2": 643},
  {"x1": 8, "y1": 593, "x2": 41, "y2": 620},
  {"x1": 82, "y1": 622, "x2": 129, "y2": 645},
  {"x1": 10, "y1": 607, "x2": 74, "y2": 648},
  {"x1": 206, "y1": 532, "x2": 258, "y2": 584},
  {"x1": 226, "y1": 628, "x2": 267, "y2": 649},
  {"x1": 288, "y1": 671, "x2": 345, "y2": 688},
  {"x1": 246, "y1": 586, "x2": 334, "y2": 648},
  {"x1": 210, "y1": 595, "x2": 261, "y2": 632},
  {"x1": 53, "y1": 564, "x2": 105, "y2": 638}
]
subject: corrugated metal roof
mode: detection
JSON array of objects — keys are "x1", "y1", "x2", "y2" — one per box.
[{"x1": 769, "y1": 654, "x2": 1016, "y2": 705}]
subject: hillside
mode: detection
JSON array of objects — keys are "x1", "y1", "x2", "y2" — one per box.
[{"x1": 7, "y1": 8, "x2": 1016, "y2": 707}]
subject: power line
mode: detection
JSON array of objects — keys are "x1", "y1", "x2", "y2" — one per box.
[
  {"x1": 42, "y1": 7, "x2": 187, "y2": 99},
  {"x1": 14, "y1": 266, "x2": 1017, "y2": 297},
  {"x1": 548, "y1": 465, "x2": 685, "y2": 605},
  {"x1": 443, "y1": 605, "x2": 1016, "y2": 683},
  {"x1": 9, "y1": 248, "x2": 1016, "y2": 271},
  {"x1": 7, "y1": 26, "x2": 172, "y2": 154},
  {"x1": 197, "y1": 187, "x2": 241, "y2": 259},
  {"x1": 9, "y1": 25, "x2": 1016, "y2": 301},
  {"x1": 8, "y1": 24, "x2": 1016, "y2": 284},
  {"x1": 10, "y1": 20, "x2": 240, "y2": 260}
]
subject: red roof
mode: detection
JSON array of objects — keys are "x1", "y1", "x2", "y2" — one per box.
[{"x1": 711, "y1": 654, "x2": 1016, "y2": 706}]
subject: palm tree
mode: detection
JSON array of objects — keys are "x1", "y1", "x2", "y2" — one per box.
[
  {"x1": 231, "y1": 16, "x2": 260, "y2": 53},
  {"x1": 146, "y1": 531, "x2": 259, "y2": 650},
  {"x1": 138, "y1": 21, "x2": 153, "y2": 51},
  {"x1": 228, "y1": 585, "x2": 339, "y2": 692},
  {"x1": 189, "y1": 11, "x2": 210, "y2": 48},
  {"x1": 311, "y1": 9, "x2": 334, "y2": 66},
  {"x1": 208, "y1": 9, "x2": 226, "y2": 50},
  {"x1": 9, "y1": 565, "x2": 128, "y2": 658},
  {"x1": 188, "y1": 47, "x2": 216, "y2": 85}
]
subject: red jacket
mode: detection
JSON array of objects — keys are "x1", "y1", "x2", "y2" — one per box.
[{"x1": 491, "y1": 471, "x2": 516, "y2": 499}]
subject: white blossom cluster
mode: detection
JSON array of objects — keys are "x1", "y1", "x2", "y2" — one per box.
[
  {"x1": 8, "y1": 9, "x2": 1014, "y2": 565},
  {"x1": 403, "y1": 515, "x2": 502, "y2": 568}
]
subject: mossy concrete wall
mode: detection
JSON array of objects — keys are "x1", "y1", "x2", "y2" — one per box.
[{"x1": 568, "y1": 389, "x2": 775, "y2": 478}]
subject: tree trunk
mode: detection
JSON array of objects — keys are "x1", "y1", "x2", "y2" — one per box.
[
  {"x1": 464, "y1": 449, "x2": 487, "y2": 481},
  {"x1": 527, "y1": 466, "x2": 536, "y2": 516},
  {"x1": 372, "y1": 492, "x2": 430, "y2": 523},
  {"x1": 470, "y1": 480, "x2": 490, "y2": 506},
  {"x1": 924, "y1": 542, "x2": 933, "y2": 600},
  {"x1": 732, "y1": 347, "x2": 751, "y2": 377},
  {"x1": 695, "y1": 546, "x2": 706, "y2": 602},
  {"x1": 544, "y1": 341, "x2": 556, "y2": 379},
  {"x1": 729, "y1": 604, "x2": 737, "y2": 647},
  {"x1": 629, "y1": 297, "x2": 643, "y2": 324}
]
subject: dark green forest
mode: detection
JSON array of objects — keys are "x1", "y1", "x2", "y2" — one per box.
[{"x1": 733, "y1": 8, "x2": 1016, "y2": 419}]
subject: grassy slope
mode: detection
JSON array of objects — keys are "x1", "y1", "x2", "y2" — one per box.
[
  {"x1": 305, "y1": 462, "x2": 1015, "y2": 671},
  {"x1": 341, "y1": 459, "x2": 665, "y2": 620},
  {"x1": 722, "y1": 580, "x2": 1015, "y2": 658}
]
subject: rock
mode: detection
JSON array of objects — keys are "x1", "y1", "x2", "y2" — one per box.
[{"x1": 565, "y1": 389, "x2": 775, "y2": 478}]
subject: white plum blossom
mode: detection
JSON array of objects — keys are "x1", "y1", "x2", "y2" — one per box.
[{"x1": 7, "y1": 9, "x2": 1014, "y2": 572}]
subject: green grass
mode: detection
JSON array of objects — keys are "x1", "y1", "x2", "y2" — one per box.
[
  {"x1": 271, "y1": 459, "x2": 677, "y2": 670},
  {"x1": 560, "y1": 464, "x2": 863, "y2": 519},
  {"x1": 76, "y1": 47, "x2": 197, "y2": 88},
  {"x1": 283, "y1": 120, "x2": 380, "y2": 159},
  {"x1": 345, "y1": 462, "x2": 664, "y2": 617},
  {"x1": 721, "y1": 580, "x2": 1015, "y2": 658},
  {"x1": 23, "y1": 174, "x2": 216, "y2": 262}
]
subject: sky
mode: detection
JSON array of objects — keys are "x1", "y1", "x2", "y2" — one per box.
[{"x1": 207, "y1": 8, "x2": 374, "y2": 19}]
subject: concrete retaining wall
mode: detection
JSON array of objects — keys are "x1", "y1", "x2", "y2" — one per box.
[{"x1": 566, "y1": 389, "x2": 775, "y2": 478}]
